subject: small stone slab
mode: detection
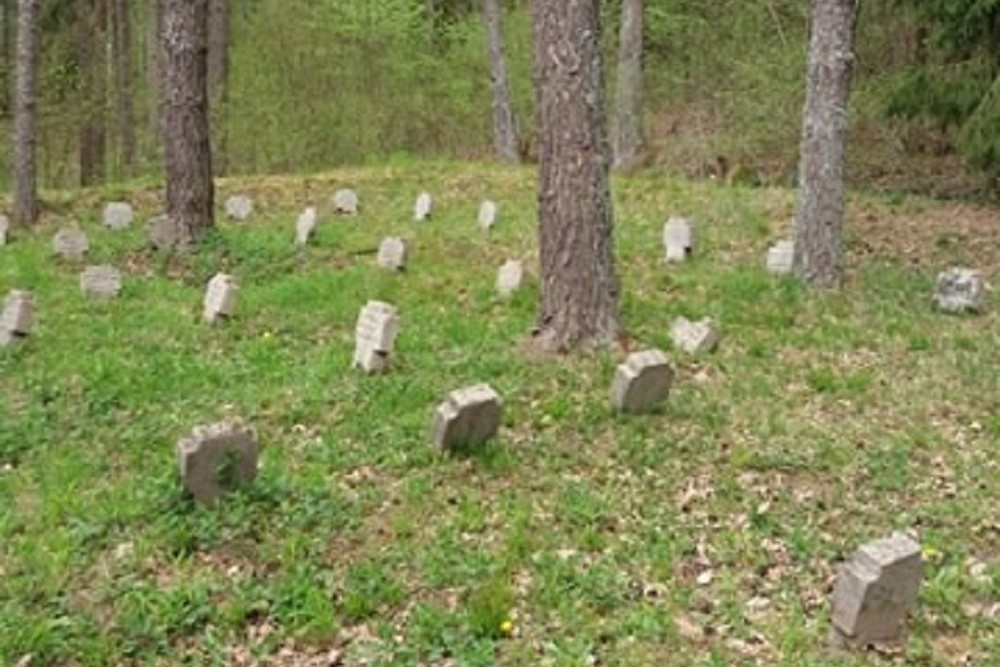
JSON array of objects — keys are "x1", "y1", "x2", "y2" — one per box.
[
  {"x1": 478, "y1": 200, "x2": 498, "y2": 229},
  {"x1": 830, "y1": 533, "x2": 923, "y2": 648},
  {"x1": 611, "y1": 348, "x2": 673, "y2": 414},
  {"x1": 80, "y1": 265, "x2": 123, "y2": 299},
  {"x1": 670, "y1": 316, "x2": 719, "y2": 354},
  {"x1": 664, "y1": 216, "x2": 693, "y2": 263},
  {"x1": 53, "y1": 228, "x2": 90, "y2": 261},
  {"x1": 1, "y1": 290, "x2": 34, "y2": 346},
  {"x1": 295, "y1": 207, "x2": 318, "y2": 247},
  {"x1": 353, "y1": 300, "x2": 398, "y2": 373},
  {"x1": 766, "y1": 239, "x2": 794, "y2": 275},
  {"x1": 497, "y1": 259, "x2": 524, "y2": 297},
  {"x1": 204, "y1": 273, "x2": 238, "y2": 323},
  {"x1": 102, "y1": 202, "x2": 134, "y2": 230},
  {"x1": 933, "y1": 267, "x2": 985, "y2": 313},
  {"x1": 431, "y1": 383, "x2": 503, "y2": 450},
  {"x1": 0, "y1": 214, "x2": 9, "y2": 246},
  {"x1": 332, "y1": 188, "x2": 359, "y2": 215},
  {"x1": 377, "y1": 237, "x2": 407, "y2": 271},
  {"x1": 147, "y1": 214, "x2": 181, "y2": 251},
  {"x1": 225, "y1": 194, "x2": 254, "y2": 221},
  {"x1": 177, "y1": 421, "x2": 259, "y2": 505},
  {"x1": 414, "y1": 192, "x2": 433, "y2": 221}
]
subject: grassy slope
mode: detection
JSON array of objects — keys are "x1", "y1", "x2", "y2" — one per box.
[{"x1": 1, "y1": 162, "x2": 998, "y2": 666}]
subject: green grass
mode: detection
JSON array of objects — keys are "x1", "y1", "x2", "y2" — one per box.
[{"x1": 1, "y1": 162, "x2": 998, "y2": 666}]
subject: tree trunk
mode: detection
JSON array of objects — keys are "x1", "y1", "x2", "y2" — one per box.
[
  {"x1": 207, "y1": 0, "x2": 229, "y2": 174},
  {"x1": 612, "y1": 0, "x2": 643, "y2": 169},
  {"x1": 792, "y1": 0, "x2": 860, "y2": 287},
  {"x1": 77, "y1": 0, "x2": 108, "y2": 187},
  {"x1": 12, "y1": 0, "x2": 39, "y2": 225},
  {"x1": 162, "y1": 0, "x2": 214, "y2": 248},
  {"x1": 482, "y1": 0, "x2": 518, "y2": 162},
  {"x1": 531, "y1": 0, "x2": 621, "y2": 352},
  {"x1": 112, "y1": 0, "x2": 136, "y2": 178}
]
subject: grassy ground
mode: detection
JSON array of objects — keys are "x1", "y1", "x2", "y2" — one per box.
[{"x1": 1, "y1": 161, "x2": 998, "y2": 666}]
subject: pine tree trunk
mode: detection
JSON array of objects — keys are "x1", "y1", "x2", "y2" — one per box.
[
  {"x1": 612, "y1": 0, "x2": 643, "y2": 169},
  {"x1": 792, "y1": 0, "x2": 860, "y2": 287},
  {"x1": 162, "y1": 0, "x2": 214, "y2": 248},
  {"x1": 77, "y1": 0, "x2": 108, "y2": 187},
  {"x1": 531, "y1": 0, "x2": 621, "y2": 352},
  {"x1": 112, "y1": 0, "x2": 136, "y2": 178},
  {"x1": 12, "y1": 0, "x2": 39, "y2": 225},
  {"x1": 207, "y1": 0, "x2": 228, "y2": 174},
  {"x1": 482, "y1": 0, "x2": 518, "y2": 162}
]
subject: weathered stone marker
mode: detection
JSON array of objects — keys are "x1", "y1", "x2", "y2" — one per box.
[
  {"x1": 80, "y1": 265, "x2": 123, "y2": 299},
  {"x1": 295, "y1": 207, "x2": 318, "y2": 247},
  {"x1": 225, "y1": 194, "x2": 254, "y2": 221},
  {"x1": 610, "y1": 349, "x2": 674, "y2": 413},
  {"x1": 353, "y1": 300, "x2": 398, "y2": 373},
  {"x1": 933, "y1": 267, "x2": 985, "y2": 313},
  {"x1": 332, "y1": 188, "x2": 359, "y2": 215},
  {"x1": 147, "y1": 214, "x2": 180, "y2": 251},
  {"x1": 1, "y1": 290, "x2": 34, "y2": 347},
  {"x1": 497, "y1": 259, "x2": 524, "y2": 297},
  {"x1": 0, "y1": 214, "x2": 10, "y2": 246},
  {"x1": 830, "y1": 533, "x2": 923, "y2": 649},
  {"x1": 663, "y1": 217, "x2": 693, "y2": 263},
  {"x1": 414, "y1": 192, "x2": 433, "y2": 221},
  {"x1": 377, "y1": 237, "x2": 407, "y2": 271},
  {"x1": 766, "y1": 239, "x2": 794, "y2": 275},
  {"x1": 431, "y1": 383, "x2": 503, "y2": 450},
  {"x1": 102, "y1": 202, "x2": 134, "y2": 230},
  {"x1": 671, "y1": 316, "x2": 719, "y2": 354},
  {"x1": 203, "y1": 273, "x2": 238, "y2": 323},
  {"x1": 53, "y1": 229, "x2": 90, "y2": 261},
  {"x1": 478, "y1": 200, "x2": 498, "y2": 229},
  {"x1": 177, "y1": 421, "x2": 259, "y2": 505}
]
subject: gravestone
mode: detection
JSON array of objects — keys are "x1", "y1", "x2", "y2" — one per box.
[
  {"x1": 766, "y1": 239, "x2": 794, "y2": 275},
  {"x1": 377, "y1": 237, "x2": 407, "y2": 271},
  {"x1": 353, "y1": 300, "x2": 398, "y2": 373},
  {"x1": 1, "y1": 290, "x2": 34, "y2": 346},
  {"x1": 610, "y1": 348, "x2": 673, "y2": 413},
  {"x1": 177, "y1": 421, "x2": 259, "y2": 505},
  {"x1": 0, "y1": 214, "x2": 9, "y2": 246},
  {"x1": 80, "y1": 265, "x2": 123, "y2": 299},
  {"x1": 497, "y1": 259, "x2": 524, "y2": 297},
  {"x1": 671, "y1": 316, "x2": 719, "y2": 354},
  {"x1": 102, "y1": 202, "x2": 134, "y2": 230},
  {"x1": 203, "y1": 273, "x2": 238, "y2": 323},
  {"x1": 478, "y1": 200, "x2": 498, "y2": 229},
  {"x1": 146, "y1": 214, "x2": 181, "y2": 251},
  {"x1": 225, "y1": 194, "x2": 254, "y2": 221},
  {"x1": 295, "y1": 207, "x2": 318, "y2": 247},
  {"x1": 53, "y1": 228, "x2": 89, "y2": 261},
  {"x1": 431, "y1": 383, "x2": 503, "y2": 450},
  {"x1": 414, "y1": 192, "x2": 433, "y2": 221},
  {"x1": 332, "y1": 188, "x2": 359, "y2": 215},
  {"x1": 664, "y1": 217, "x2": 693, "y2": 263},
  {"x1": 830, "y1": 533, "x2": 923, "y2": 648},
  {"x1": 932, "y1": 267, "x2": 985, "y2": 313}
]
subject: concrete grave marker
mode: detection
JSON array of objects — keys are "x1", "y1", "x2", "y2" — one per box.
[
  {"x1": 664, "y1": 217, "x2": 693, "y2": 263},
  {"x1": 611, "y1": 348, "x2": 673, "y2": 413},
  {"x1": 203, "y1": 273, "x2": 238, "y2": 323},
  {"x1": 352, "y1": 300, "x2": 398, "y2": 373},
  {"x1": 177, "y1": 421, "x2": 259, "y2": 505},
  {"x1": 830, "y1": 532, "x2": 923, "y2": 648},
  {"x1": 431, "y1": 383, "x2": 503, "y2": 450},
  {"x1": 766, "y1": 239, "x2": 794, "y2": 275},
  {"x1": 1, "y1": 290, "x2": 34, "y2": 346},
  {"x1": 146, "y1": 214, "x2": 181, "y2": 251},
  {"x1": 53, "y1": 228, "x2": 90, "y2": 261},
  {"x1": 671, "y1": 316, "x2": 719, "y2": 354},
  {"x1": 933, "y1": 267, "x2": 985, "y2": 313},
  {"x1": 377, "y1": 237, "x2": 407, "y2": 271},
  {"x1": 497, "y1": 259, "x2": 524, "y2": 297},
  {"x1": 0, "y1": 214, "x2": 9, "y2": 246},
  {"x1": 478, "y1": 200, "x2": 498, "y2": 229},
  {"x1": 225, "y1": 194, "x2": 254, "y2": 221},
  {"x1": 414, "y1": 192, "x2": 433, "y2": 221},
  {"x1": 102, "y1": 202, "x2": 134, "y2": 230},
  {"x1": 295, "y1": 207, "x2": 318, "y2": 247},
  {"x1": 332, "y1": 188, "x2": 359, "y2": 215},
  {"x1": 80, "y1": 265, "x2": 123, "y2": 299}
]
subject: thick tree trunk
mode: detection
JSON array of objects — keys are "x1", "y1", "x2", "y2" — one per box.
[
  {"x1": 792, "y1": 0, "x2": 860, "y2": 287},
  {"x1": 162, "y1": 0, "x2": 214, "y2": 248},
  {"x1": 531, "y1": 0, "x2": 621, "y2": 352},
  {"x1": 482, "y1": 0, "x2": 518, "y2": 162},
  {"x1": 112, "y1": 0, "x2": 136, "y2": 178},
  {"x1": 12, "y1": 0, "x2": 39, "y2": 225},
  {"x1": 77, "y1": 0, "x2": 108, "y2": 187},
  {"x1": 612, "y1": 0, "x2": 643, "y2": 169},
  {"x1": 207, "y1": 0, "x2": 229, "y2": 174}
]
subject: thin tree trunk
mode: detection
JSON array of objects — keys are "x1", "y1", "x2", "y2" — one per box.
[
  {"x1": 612, "y1": 0, "x2": 643, "y2": 169},
  {"x1": 12, "y1": 0, "x2": 39, "y2": 225},
  {"x1": 482, "y1": 0, "x2": 518, "y2": 162},
  {"x1": 792, "y1": 0, "x2": 860, "y2": 287},
  {"x1": 77, "y1": 0, "x2": 108, "y2": 187},
  {"x1": 162, "y1": 0, "x2": 214, "y2": 248},
  {"x1": 207, "y1": 0, "x2": 229, "y2": 174},
  {"x1": 113, "y1": 0, "x2": 136, "y2": 178},
  {"x1": 531, "y1": 0, "x2": 620, "y2": 352}
]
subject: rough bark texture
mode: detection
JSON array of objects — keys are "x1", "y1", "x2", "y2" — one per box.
[
  {"x1": 207, "y1": 0, "x2": 229, "y2": 174},
  {"x1": 162, "y1": 0, "x2": 214, "y2": 248},
  {"x1": 792, "y1": 0, "x2": 860, "y2": 287},
  {"x1": 113, "y1": 0, "x2": 136, "y2": 177},
  {"x1": 482, "y1": 0, "x2": 519, "y2": 162},
  {"x1": 612, "y1": 0, "x2": 643, "y2": 169},
  {"x1": 531, "y1": 0, "x2": 620, "y2": 352},
  {"x1": 12, "y1": 0, "x2": 39, "y2": 225},
  {"x1": 77, "y1": 0, "x2": 108, "y2": 187}
]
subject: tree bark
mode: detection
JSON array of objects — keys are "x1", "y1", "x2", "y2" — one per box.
[
  {"x1": 792, "y1": 0, "x2": 860, "y2": 287},
  {"x1": 531, "y1": 0, "x2": 621, "y2": 352},
  {"x1": 12, "y1": 0, "x2": 39, "y2": 225},
  {"x1": 207, "y1": 0, "x2": 229, "y2": 174},
  {"x1": 77, "y1": 0, "x2": 108, "y2": 187},
  {"x1": 482, "y1": 0, "x2": 518, "y2": 162},
  {"x1": 612, "y1": 0, "x2": 643, "y2": 169},
  {"x1": 112, "y1": 0, "x2": 136, "y2": 178},
  {"x1": 162, "y1": 0, "x2": 214, "y2": 248}
]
